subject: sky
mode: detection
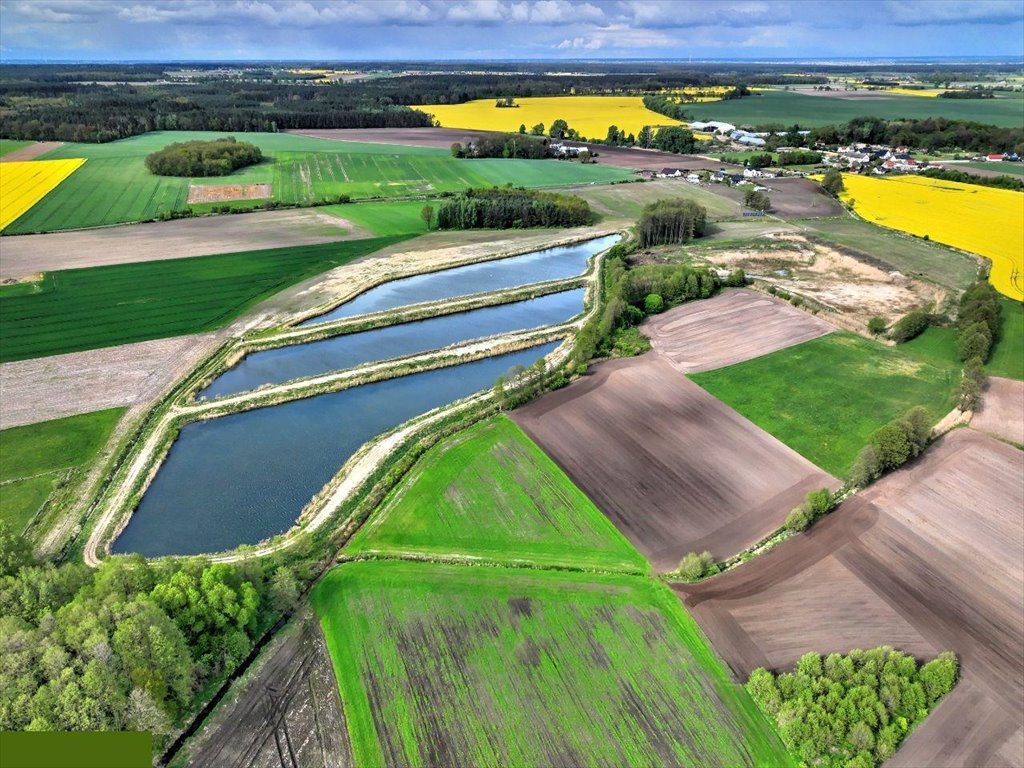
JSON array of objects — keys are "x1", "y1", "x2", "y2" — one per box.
[{"x1": 1, "y1": 0, "x2": 1022, "y2": 62}]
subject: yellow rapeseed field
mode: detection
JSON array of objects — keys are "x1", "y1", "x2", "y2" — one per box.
[
  {"x1": 840, "y1": 174, "x2": 1024, "y2": 300},
  {"x1": 418, "y1": 96, "x2": 685, "y2": 139},
  {"x1": 0, "y1": 158, "x2": 86, "y2": 231}
]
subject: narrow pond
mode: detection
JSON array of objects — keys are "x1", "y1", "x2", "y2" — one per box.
[
  {"x1": 112, "y1": 343, "x2": 560, "y2": 557},
  {"x1": 302, "y1": 233, "x2": 618, "y2": 324},
  {"x1": 199, "y1": 288, "x2": 585, "y2": 400}
]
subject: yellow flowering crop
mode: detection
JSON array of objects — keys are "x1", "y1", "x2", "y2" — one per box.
[
  {"x1": 0, "y1": 159, "x2": 86, "y2": 231},
  {"x1": 840, "y1": 174, "x2": 1024, "y2": 301},
  {"x1": 418, "y1": 96, "x2": 685, "y2": 139}
]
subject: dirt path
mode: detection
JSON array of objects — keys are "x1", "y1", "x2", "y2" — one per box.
[
  {"x1": 676, "y1": 430, "x2": 1024, "y2": 767},
  {"x1": 0, "y1": 141, "x2": 63, "y2": 162}
]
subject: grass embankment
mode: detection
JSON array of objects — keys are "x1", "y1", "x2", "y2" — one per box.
[
  {"x1": 0, "y1": 409, "x2": 124, "y2": 534},
  {"x1": 3, "y1": 131, "x2": 631, "y2": 233},
  {"x1": 347, "y1": 416, "x2": 648, "y2": 572},
  {"x1": 691, "y1": 329, "x2": 961, "y2": 476},
  {"x1": 988, "y1": 298, "x2": 1024, "y2": 380},
  {"x1": 0, "y1": 235, "x2": 409, "y2": 362},
  {"x1": 323, "y1": 200, "x2": 429, "y2": 236},
  {"x1": 690, "y1": 89, "x2": 1024, "y2": 128},
  {"x1": 312, "y1": 560, "x2": 792, "y2": 768}
]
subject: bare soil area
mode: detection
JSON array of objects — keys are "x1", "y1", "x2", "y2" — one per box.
[
  {"x1": 642, "y1": 289, "x2": 835, "y2": 373},
  {"x1": 712, "y1": 177, "x2": 845, "y2": 218},
  {"x1": 677, "y1": 429, "x2": 1024, "y2": 767},
  {"x1": 0, "y1": 141, "x2": 64, "y2": 161},
  {"x1": 187, "y1": 183, "x2": 272, "y2": 204},
  {"x1": 0, "y1": 209, "x2": 362, "y2": 281},
  {"x1": 971, "y1": 376, "x2": 1024, "y2": 445},
  {"x1": 183, "y1": 613, "x2": 352, "y2": 768},
  {"x1": 690, "y1": 232, "x2": 948, "y2": 333},
  {"x1": 513, "y1": 353, "x2": 837, "y2": 567}
]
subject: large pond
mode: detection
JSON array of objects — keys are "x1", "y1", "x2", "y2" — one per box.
[
  {"x1": 302, "y1": 234, "x2": 618, "y2": 325},
  {"x1": 112, "y1": 342, "x2": 559, "y2": 557},
  {"x1": 199, "y1": 288, "x2": 584, "y2": 400}
]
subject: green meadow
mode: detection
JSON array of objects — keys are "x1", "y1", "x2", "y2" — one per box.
[
  {"x1": 988, "y1": 298, "x2": 1024, "y2": 380},
  {"x1": 0, "y1": 139, "x2": 33, "y2": 157},
  {"x1": 347, "y1": 416, "x2": 649, "y2": 572}
]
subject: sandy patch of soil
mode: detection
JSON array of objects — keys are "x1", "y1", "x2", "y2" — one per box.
[
  {"x1": 513, "y1": 353, "x2": 838, "y2": 567},
  {"x1": 187, "y1": 183, "x2": 272, "y2": 204},
  {"x1": 0, "y1": 209, "x2": 361, "y2": 280},
  {"x1": 971, "y1": 376, "x2": 1024, "y2": 445},
  {"x1": 642, "y1": 289, "x2": 835, "y2": 373},
  {"x1": 0, "y1": 141, "x2": 64, "y2": 162},
  {"x1": 677, "y1": 429, "x2": 1024, "y2": 767}
]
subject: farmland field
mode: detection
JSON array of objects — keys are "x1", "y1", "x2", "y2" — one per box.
[
  {"x1": 0, "y1": 158, "x2": 85, "y2": 230},
  {"x1": 417, "y1": 95, "x2": 685, "y2": 138},
  {"x1": 323, "y1": 200, "x2": 429, "y2": 235},
  {"x1": 690, "y1": 329, "x2": 962, "y2": 476},
  {"x1": 689, "y1": 88, "x2": 1024, "y2": 127},
  {"x1": 988, "y1": 298, "x2": 1024, "y2": 380},
  {"x1": 838, "y1": 174, "x2": 1024, "y2": 301},
  {"x1": 0, "y1": 408, "x2": 123, "y2": 534},
  {"x1": 347, "y1": 416, "x2": 649, "y2": 572},
  {"x1": 0, "y1": 235, "x2": 408, "y2": 362},
  {"x1": 312, "y1": 560, "x2": 792, "y2": 767},
  {"x1": 0, "y1": 139, "x2": 32, "y2": 157},
  {"x1": 955, "y1": 161, "x2": 1024, "y2": 177},
  {"x1": 575, "y1": 178, "x2": 741, "y2": 221},
  {"x1": 2, "y1": 130, "x2": 630, "y2": 233}
]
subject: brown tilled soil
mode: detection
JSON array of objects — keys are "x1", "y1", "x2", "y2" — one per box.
[
  {"x1": 676, "y1": 429, "x2": 1024, "y2": 767},
  {"x1": 513, "y1": 353, "x2": 837, "y2": 567},
  {"x1": 0, "y1": 209, "x2": 362, "y2": 281},
  {"x1": 0, "y1": 141, "x2": 64, "y2": 162},
  {"x1": 641, "y1": 290, "x2": 835, "y2": 373},
  {"x1": 186, "y1": 183, "x2": 273, "y2": 204},
  {"x1": 971, "y1": 376, "x2": 1024, "y2": 445},
  {"x1": 183, "y1": 614, "x2": 352, "y2": 768},
  {"x1": 711, "y1": 177, "x2": 845, "y2": 218}
]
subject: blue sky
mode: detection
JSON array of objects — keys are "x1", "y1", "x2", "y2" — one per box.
[{"x1": 1, "y1": 0, "x2": 1022, "y2": 61}]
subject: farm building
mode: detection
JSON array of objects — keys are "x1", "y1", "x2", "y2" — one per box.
[{"x1": 657, "y1": 168, "x2": 683, "y2": 178}]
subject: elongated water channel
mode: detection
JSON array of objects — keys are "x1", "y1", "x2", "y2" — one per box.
[
  {"x1": 302, "y1": 233, "x2": 619, "y2": 324},
  {"x1": 112, "y1": 343, "x2": 559, "y2": 557},
  {"x1": 200, "y1": 288, "x2": 585, "y2": 400}
]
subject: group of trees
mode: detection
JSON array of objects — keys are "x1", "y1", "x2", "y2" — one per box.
[
  {"x1": 651, "y1": 126, "x2": 697, "y2": 154},
  {"x1": 636, "y1": 198, "x2": 708, "y2": 248},
  {"x1": 747, "y1": 647, "x2": 958, "y2": 768},
  {"x1": 0, "y1": 523, "x2": 298, "y2": 747},
  {"x1": 435, "y1": 187, "x2": 592, "y2": 230},
  {"x1": 849, "y1": 406, "x2": 932, "y2": 487},
  {"x1": 955, "y1": 281, "x2": 1002, "y2": 409},
  {"x1": 821, "y1": 168, "x2": 846, "y2": 196},
  {"x1": 451, "y1": 133, "x2": 549, "y2": 160},
  {"x1": 809, "y1": 117, "x2": 1023, "y2": 155},
  {"x1": 888, "y1": 308, "x2": 932, "y2": 343},
  {"x1": 784, "y1": 488, "x2": 836, "y2": 532},
  {"x1": 938, "y1": 89, "x2": 995, "y2": 99},
  {"x1": 743, "y1": 188, "x2": 771, "y2": 211},
  {"x1": 144, "y1": 137, "x2": 262, "y2": 177}
]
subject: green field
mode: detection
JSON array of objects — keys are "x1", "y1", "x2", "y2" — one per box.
[
  {"x1": 0, "y1": 408, "x2": 124, "y2": 534},
  {"x1": 956, "y1": 161, "x2": 1024, "y2": 177},
  {"x1": 576, "y1": 178, "x2": 741, "y2": 221},
  {"x1": 347, "y1": 417, "x2": 649, "y2": 572},
  {"x1": 4, "y1": 130, "x2": 631, "y2": 233},
  {"x1": 691, "y1": 330, "x2": 962, "y2": 476},
  {"x1": 312, "y1": 560, "x2": 792, "y2": 768},
  {"x1": 690, "y1": 89, "x2": 1024, "y2": 128},
  {"x1": 988, "y1": 298, "x2": 1024, "y2": 380},
  {"x1": 0, "y1": 235, "x2": 408, "y2": 361},
  {"x1": 0, "y1": 139, "x2": 32, "y2": 157},
  {"x1": 323, "y1": 200, "x2": 431, "y2": 236},
  {"x1": 802, "y1": 217, "x2": 981, "y2": 291}
]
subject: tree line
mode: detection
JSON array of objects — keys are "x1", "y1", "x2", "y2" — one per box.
[
  {"x1": 747, "y1": 646, "x2": 958, "y2": 768},
  {"x1": 919, "y1": 167, "x2": 1024, "y2": 192},
  {"x1": 144, "y1": 137, "x2": 263, "y2": 177},
  {"x1": 436, "y1": 187, "x2": 592, "y2": 230},
  {"x1": 450, "y1": 134, "x2": 550, "y2": 160},
  {"x1": 0, "y1": 523, "x2": 302, "y2": 749}
]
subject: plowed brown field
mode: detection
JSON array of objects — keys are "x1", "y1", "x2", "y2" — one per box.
[{"x1": 676, "y1": 429, "x2": 1024, "y2": 767}]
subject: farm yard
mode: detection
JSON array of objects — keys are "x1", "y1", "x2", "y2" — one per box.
[
  {"x1": 347, "y1": 416, "x2": 648, "y2": 572},
  {"x1": 838, "y1": 174, "x2": 1024, "y2": 301},
  {"x1": 0, "y1": 158, "x2": 85, "y2": 230},
  {"x1": 677, "y1": 428, "x2": 1024, "y2": 767},
  {"x1": 0, "y1": 131, "x2": 630, "y2": 233},
  {"x1": 0, "y1": 236, "x2": 408, "y2": 361},
  {"x1": 312, "y1": 560, "x2": 791, "y2": 768},
  {"x1": 690, "y1": 329, "x2": 962, "y2": 476}
]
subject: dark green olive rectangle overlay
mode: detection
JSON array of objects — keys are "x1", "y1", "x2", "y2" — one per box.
[{"x1": 0, "y1": 732, "x2": 151, "y2": 768}]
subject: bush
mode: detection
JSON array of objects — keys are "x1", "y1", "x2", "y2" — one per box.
[
  {"x1": 868, "y1": 406, "x2": 933, "y2": 474},
  {"x1": 849, "y1": 444, "x2": 882, "y2": 487},
  {"x1": 676, "y1": 550, "x2": 718, "y2": 581},
  {"x1": 725, "y1": 268, "x2": 747, "y2": 287},
  {"x1": 821, "y1": 168, "x2": 845, "y2": 196},
  {"x1": 956, "y1": 322, "x2": 992, "y2": 362},
  {"x1": 867, "y1": 316, "x2": 887, "y2": 336},
  {"x1": 644, "y1": 293, "x2": 664, "y2": 314},
  {"x1": 145, "y1": 136, "x2": 262, "y2": 177},
  {"x1": 889, "y1": 309, "x2": 931, "y2": 343},
  {"x1": 785, "y1": 504, "x2": 813, "y2": 532}
]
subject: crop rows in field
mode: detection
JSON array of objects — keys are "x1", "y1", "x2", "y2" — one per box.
[
  {"x1": 0, "y1": 158, "x2": 86, "y2": 230},
  {"x1": 347, "y1": 416, "x2": 649, "y2": 572},
  {"x1": 312, "y1": 560, "x2": 791, "y2": 768},
  {"x1": 0, "y1": 235, "x2": 409, "y2": 361}
]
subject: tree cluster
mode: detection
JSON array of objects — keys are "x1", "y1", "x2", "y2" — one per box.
[
  {"x1": 821, "y1": 168, "x2": 846, "y2": 196},
  {"x1": 955, "y1": 281, "x2": 1002, "y2": 409},
  {"x1": 776, "y1": 149, "x2": 823, "y2": 166},
  {"x1": 674, "y1": 550, "x2": 719, "y2": 581},
  {"x1": 784, "y1": 488, "x2": 835, "y2": 532},
  {"x1": 451, "y1": 133, "x2": 550, "y2": 160},
  {"x1": 810, "y1": 117, "x2": 1023, "y2": 155},
  {"x1": 436, "y1": 187, "x2": 592, "y2": 230},
  {"x1": 637, "y1": 199, "x2": 708, "y2": 248},
  {"x1": 651, "y1": 126, "x2": 697, "y2": 154},
  {"x1": 144, "y1": 137, "x2": 262, "y2": 177},
  {"x1": 850, "y1": 406, "x2": 932, "y2": 486},
  {"x1": 0, "y1": 524, "x2": 298, "y2": 748},
  {"x1": 888, "y1": 309, "x2": 932, "y2": 343},
  {"x1": 747, "y1": 647, "x2": 958, "y2": 768},
  {"x1": 743, "y1": 188, "x2": 772, "y2": 211},
  {"x1": 938, "y1": 89, "x2": 995, "y2": 99}
]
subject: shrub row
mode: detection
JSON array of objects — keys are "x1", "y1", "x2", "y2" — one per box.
[{"x1": 849, "y1": 406, "x2": 931, "y2": 487}]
